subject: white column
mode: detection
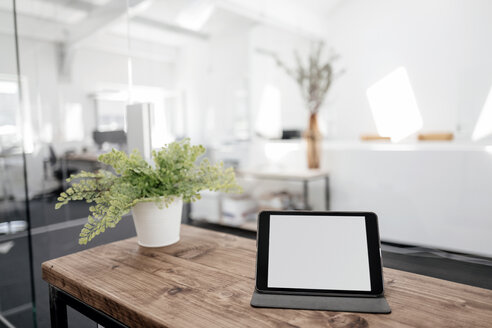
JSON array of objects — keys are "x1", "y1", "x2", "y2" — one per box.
[{"x1": 126, "y1": 103, "x2": 153, "y2": 162}]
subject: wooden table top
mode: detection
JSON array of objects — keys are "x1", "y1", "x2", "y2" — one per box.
[{"x1": 42, "y1": 225, "x2": 492, "y2": 328}]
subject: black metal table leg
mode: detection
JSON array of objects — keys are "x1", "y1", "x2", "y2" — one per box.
[
  {"x1": 303, "y1": 180, "x2": 309, "y2": 210},
  {"x1": 48, "y1": 285, "x2": 128, "y2": 328},
  {"x1": 49, "y1": 285, "x2": 68, "y2": 328},
  {"x1": 324, "y1": 176, "x2": 330, "y2": 210}
]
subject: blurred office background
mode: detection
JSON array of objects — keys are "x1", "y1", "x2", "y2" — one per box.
[{"x1": 1, "y1": 0, "x2": 492, "y2": 327}]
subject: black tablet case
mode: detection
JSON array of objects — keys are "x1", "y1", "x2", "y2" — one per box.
[
  {"x1": 251, "y1": 290, "x2": 391, "y2": 314},
  {"x1": 253, "y1": 211, "x2": 391, "y2": 314}
]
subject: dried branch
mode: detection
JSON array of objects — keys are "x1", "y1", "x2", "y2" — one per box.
[{"x1": 257, "y1": 42, "x2": 344, "y2": 114}]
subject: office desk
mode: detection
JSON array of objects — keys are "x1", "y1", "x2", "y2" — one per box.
[
  {"x1": 61, "y1": 152, "x2": 102, "y2": 172},
  {"x1": 42, "y1": 225, "x2": 492, "y2": 327},
  {"x1": 237, "y1": 168, "x2": 330, "y2": 210}
]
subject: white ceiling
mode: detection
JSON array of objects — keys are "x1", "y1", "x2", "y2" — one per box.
[
  {"x1": 0, "y1": 0, "x2": 87, "y2": 24},
  {"x1": 300, "y1": 0, "x2": 344, "y2": 16},
  {"x1": 0, "y1": 0, "x2": 344, "y2": 53}
]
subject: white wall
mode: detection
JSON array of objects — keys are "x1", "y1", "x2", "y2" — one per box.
[
  {"x1": 0, "y1": 35, "x2": 18, "y2": 76},
  {"x1": 0, "y1": 34, "x2": 176, "y2": 197},
  {"x1": 249, "y1": 25, "x2": 311, "y2": 133},
  {"x1": 177, "y1": 19, "x2": 317, "y2": 145},
  {"x1": 322, "y1": 0, "x2": 492, "y2": 140},
  {"x1": 206, "y1": 20, "x2": 250, "y2": 142},
  {"x1": 175, "y1": 39, "x2": 210, "y2": 144},
  {"x1": 175, "y1": 18, "x2": 251, "y2": 144},
  {"x1": 70, "y1": 47, "x2": 176, "y2": 142}
]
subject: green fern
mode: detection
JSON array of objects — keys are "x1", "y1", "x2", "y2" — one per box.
[{"x1": 56, "y1": 139, "x2": 241, "y2": 245}]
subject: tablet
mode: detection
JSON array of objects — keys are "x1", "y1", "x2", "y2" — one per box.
[{"x1": 255, "y1": 211, "x2": 384, "y2": 297}]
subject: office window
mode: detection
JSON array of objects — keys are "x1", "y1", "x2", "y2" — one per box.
[
  {"x1": 0, "y1": 76, "x2": 33, "y2": 152},
  {"x1": 0, "y1": 80, "x2": 18, "y2": 147},
  {"x1": 366, "y1": 67, "x2": 423, "y2": 142},
  {"x1": 64, "y1": 103, "x2": 85, "y2": 141},
  {"x1": 472, "y1": 85, "x2": 492, "y2": 141},
  {"x1": 255, "y1": 84, "x2": 282, "y2": 139},
  {"x1": 95, "y1": 98, "x2": 127, "y2": 132}
]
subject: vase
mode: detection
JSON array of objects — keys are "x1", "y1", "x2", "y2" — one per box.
[
  {"x1": 305, "y1": 113, "x2": 322, "y2": 169},
  {"x1": 131, "y1": 197, "x2": 183, "y2": 247}
]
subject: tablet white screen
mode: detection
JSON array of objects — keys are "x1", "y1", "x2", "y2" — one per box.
[{"x1": 268, "y1": 215, "x2": 371, "y2": 291}]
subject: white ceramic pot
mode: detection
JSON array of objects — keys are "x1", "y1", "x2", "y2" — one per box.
[{"x1": 131, "y1": 197, "x2": 183, "y2": 247}]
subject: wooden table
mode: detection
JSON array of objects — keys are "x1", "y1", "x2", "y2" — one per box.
[{"x1": 42, "y1": 225, "x2": 492, "y2": 327}]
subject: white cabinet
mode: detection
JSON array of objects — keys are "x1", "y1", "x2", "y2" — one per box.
[{"x1": 326, "y1": 144, "x2": 492, "y2": 257}]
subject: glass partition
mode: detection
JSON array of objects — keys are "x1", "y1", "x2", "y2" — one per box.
[
  {"x1": 0, "y1": 1, "x2": 36, "y2": 327},
  {"x1": 11, "y1": 0, "x2": 142, "y2": 326}
]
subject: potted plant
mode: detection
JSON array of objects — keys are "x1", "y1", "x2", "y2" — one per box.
[
  {"x1": 55, "y1": 139, "x2": 241, "y2": 247},
  {"x1": 260, "y1": 42, "x2": 344, "y2": 169}
]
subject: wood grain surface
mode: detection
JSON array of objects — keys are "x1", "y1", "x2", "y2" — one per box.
[{"x1": 42, "y1": 225, "x2": 492, "y2": 327}]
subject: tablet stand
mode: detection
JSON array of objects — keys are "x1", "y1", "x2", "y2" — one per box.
[{"x1": 251, "y1": 291, "x2": 391, "y2": 314}]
